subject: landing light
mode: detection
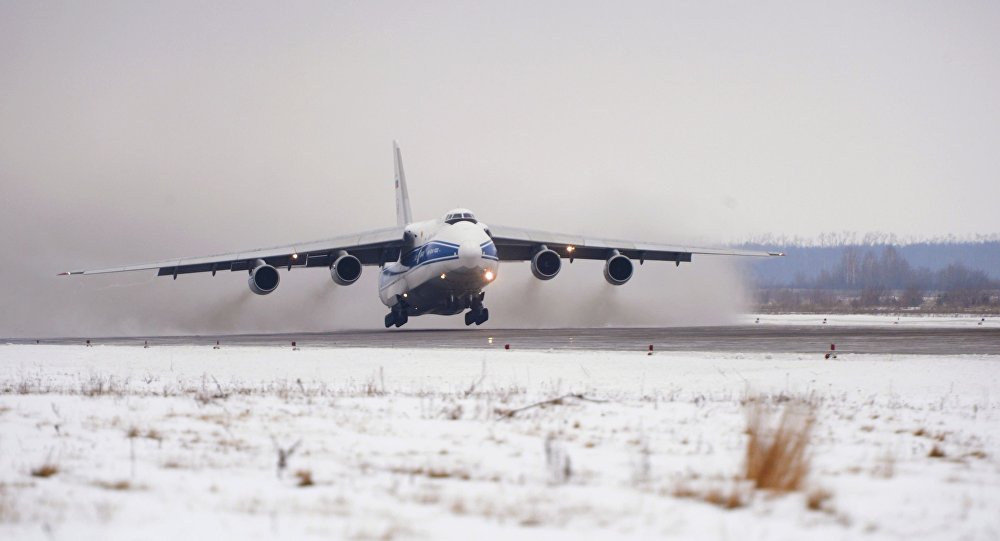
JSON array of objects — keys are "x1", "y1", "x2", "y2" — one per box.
[
  {"x1": 484, "y1": 270, "x2": 495, "y2": 281},
  {"x1": 566, "y1": 245, "x2": 575, "y2": 253},
  {"x1": 440, "y1": 273, "x2": 447, "y2": 279},
  {"x1": 403, "y1": 293, "x2": 408, "y2": 298},
  {"x1": 291, "y1": 253, "x2": 299, "y2": 260}
]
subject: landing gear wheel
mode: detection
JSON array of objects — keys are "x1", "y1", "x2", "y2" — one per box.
[
  {"x1": 386, "y1": 309, "x2": 409, "y2": 328},
  {"x1": 465, "y1": 307, "x2": 489, "y2": 326}
]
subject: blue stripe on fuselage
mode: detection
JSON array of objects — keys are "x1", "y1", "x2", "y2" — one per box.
[
  {"x1": 401, "y1": 241, "x2": 459, "y2": 267},
  {"x1": 382, "y1": 241, "x2": 460, "y2": 277},
  {"x1": 382, "y1": 240, "x2": 497, "y2": 276},
  {"x1": 381, "y1": 255, "x2": 459, "y2": 277},
  {"x1": 480, "y1": 240, "x2": 498, "y2": 260}
]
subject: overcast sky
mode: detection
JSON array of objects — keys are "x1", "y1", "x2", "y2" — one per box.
[{"x1": 2, "y1": 1, "x2": 998, "y2": 337}]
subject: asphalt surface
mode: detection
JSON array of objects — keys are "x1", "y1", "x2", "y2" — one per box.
[{"x1": 13, "y1": 325, "x2": 1000, "y2": 355}]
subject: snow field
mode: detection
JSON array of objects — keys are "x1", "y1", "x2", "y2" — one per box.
[{"x1": 1, "y1": 345, "x2": 998, "y2": 540}]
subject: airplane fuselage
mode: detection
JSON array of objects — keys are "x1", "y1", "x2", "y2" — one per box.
[{"x1": 378, "y1": 213, "x2": 498, "y2": 323}]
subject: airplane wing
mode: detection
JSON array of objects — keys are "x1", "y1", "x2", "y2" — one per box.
[
  {"x1": 60, "y1": 227, "x2": 404, "y2": 277},
  {"x1": 486, "y1": 224, "x2": 782, "y2": 264}
]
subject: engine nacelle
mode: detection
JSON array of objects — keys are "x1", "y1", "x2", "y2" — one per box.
[
  {"x1": 531, "y1": 246, "x2": 561, "y2": 280},
  {"x1": 248, "y1": 263, "x2": 280, "y2": 295},
  {"x1": 330, "y1": 252, "x2": 362, "y2": 285},
  {"x1": 604, "y1": 252, "x2": 634, "y2": 285}
]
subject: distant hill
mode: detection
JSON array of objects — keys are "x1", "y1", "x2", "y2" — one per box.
[{"x1": 736, "y1": 240, "x2": 1000, "y2": 287}]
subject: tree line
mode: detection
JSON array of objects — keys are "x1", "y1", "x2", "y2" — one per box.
[{"x1": 755, "y1": 246, "x2": 999, "y2": 309}]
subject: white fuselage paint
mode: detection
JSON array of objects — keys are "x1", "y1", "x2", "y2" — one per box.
[{"x1": 378, "y1": 217, "x2": 499, "y2": 316}]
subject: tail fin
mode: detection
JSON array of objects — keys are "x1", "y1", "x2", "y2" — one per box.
[{"x1": 393, "y1": 141, "x2": 413, "y2": 227}]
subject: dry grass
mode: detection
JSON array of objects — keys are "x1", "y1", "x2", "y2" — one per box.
[
  {"x1": 96, "y1": 480, "x2": 132, "y2": 491},
  {"x1": 806, "y1": 487, "x2": 834, "y2": 511},
  {"x1": 744, "y1": 399, "x2": 814, "y2": 492},
  {"x1": 30, "y1": 463, "x2": 59, "y2": 478},
  {"x1": 964, "y1": 450, "x2": 988, "y2": 460},
  {"x1": 670, "y1": 482, "x2": 748, "y2": 509},
  {"x1": 14, "y1": 376, "x2": 44, "y2": 395},
  {"x1": 670, "y1": 483, "x2": 700, "y2": 499},
  {"x1": 703, "y1": 486, "x2": 747, "y2": 509},
  {"x1": 388, "y1": 465, "x2": 472, "y2": 480},
  {"x1": 442, "y1": 403, "x2": 463, "y2": 420},
  {"x1": 668, "y1": 397, "x2": 817, "y2": 511},
  {"x1": 928, "y1": 445, "x2": 946, "y2": 458},
  {"x1": 81, "y1": 374, "x2": 124, "y2": 397},
  {"x1": 294, "y1": 470, "x2": 314, "y2": 487}
]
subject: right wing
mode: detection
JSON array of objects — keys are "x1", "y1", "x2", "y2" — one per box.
[
  {"x1": 60, "y1": 227, "x2": 404, "y2": 278},
  {"x1": 487, "y1": 224, "x2": 782, "y2": 263}
]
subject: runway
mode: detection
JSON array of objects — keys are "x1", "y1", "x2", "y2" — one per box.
[{"x1": 18, "y1": 325, "x2": 1000, "y2": 355}]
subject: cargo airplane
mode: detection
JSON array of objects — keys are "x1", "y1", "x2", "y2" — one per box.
[{"x1": 62, "y1": 143, "x2": 782, "y2": 327}]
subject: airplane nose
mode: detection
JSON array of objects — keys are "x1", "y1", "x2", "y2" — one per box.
[{"x1": 458, "y1": 240, "x2": 482, "y2": 268}]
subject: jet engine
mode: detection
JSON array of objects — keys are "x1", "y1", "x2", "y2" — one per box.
[
  {"x1": 531, "y1": 246, "x2": 561, "y2": 280},
  {"x1": 603, "y1": 252, "x2": 633, "y2": 285},
  {"x1": 248, "y1": 262, "x2": 280, "y2": 295},
  {"x1": 330, "y1": 252, "x2": 362, "y2": 285}
]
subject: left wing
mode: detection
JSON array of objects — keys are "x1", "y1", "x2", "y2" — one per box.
[
  {"x1": 60, "y1": 227, "x2": 404, "y2": 278},
  {"x1": 486, "y1": 224, "x2": 782, "y2": 263}
]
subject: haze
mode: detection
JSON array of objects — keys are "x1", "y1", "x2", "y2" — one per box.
[{"x1": 2, "y1": 1, "x2": 998, "y2": 337}]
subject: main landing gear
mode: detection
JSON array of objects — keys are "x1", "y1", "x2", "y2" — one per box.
[
  {"x1": 464, "y1": 293, "x2": 489, "y2": 326},
  {"x1": 384, "y1": 293, "x2": 490, "y2": 328}
]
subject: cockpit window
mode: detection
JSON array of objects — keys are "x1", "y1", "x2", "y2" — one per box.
[{"x1": 444, "y1": 211, "x2": 478, "y2": 224}]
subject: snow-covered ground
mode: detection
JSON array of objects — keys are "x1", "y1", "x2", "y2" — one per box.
[
  {"x1": 745, "y1": 313, "x2": 998, "y2": 328},
  {"x1": 1, "y1": 345, "x2": 998, "y2": 540}
]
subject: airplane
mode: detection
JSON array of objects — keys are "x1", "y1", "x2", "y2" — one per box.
[{"x1": 62, "y1": 142, "x2": 783, "y2": 328}]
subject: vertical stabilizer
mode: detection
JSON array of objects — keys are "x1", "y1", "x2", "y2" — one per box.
[{"x1": 393, "y1": 141, "x2": 413, "y2": 227}]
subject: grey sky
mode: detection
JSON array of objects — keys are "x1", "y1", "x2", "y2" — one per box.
[{"x1": 2, "y1": 1, "x2": 998, "y2": 337}]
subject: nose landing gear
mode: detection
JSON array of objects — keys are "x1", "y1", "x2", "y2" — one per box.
[
  {"x1": 384, "y1": 311, "x2": 409, "y2": 328},
  {"x1": 464, "y1": 307, "x2": 489, "y2": 326},
  {"x1": 385, "y1": 296, "x2": 410, "y2": 328},
  {"x1": 464, "y1": 292, "x2": 489, "y2": 326}
]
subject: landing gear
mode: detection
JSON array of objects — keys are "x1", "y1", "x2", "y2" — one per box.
[
  {"x1": 385, "y1": 298, "x2": 410, "y2": 328},
  {"x1": 384, "y1": 310, "x2": 409, "y2": 328},
  {"x1": 465, "y1": 307, "x2": 489, "y2": 326},
  {"x1": 463, "y1": 292, "x2": 489, "y2": 326}
]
